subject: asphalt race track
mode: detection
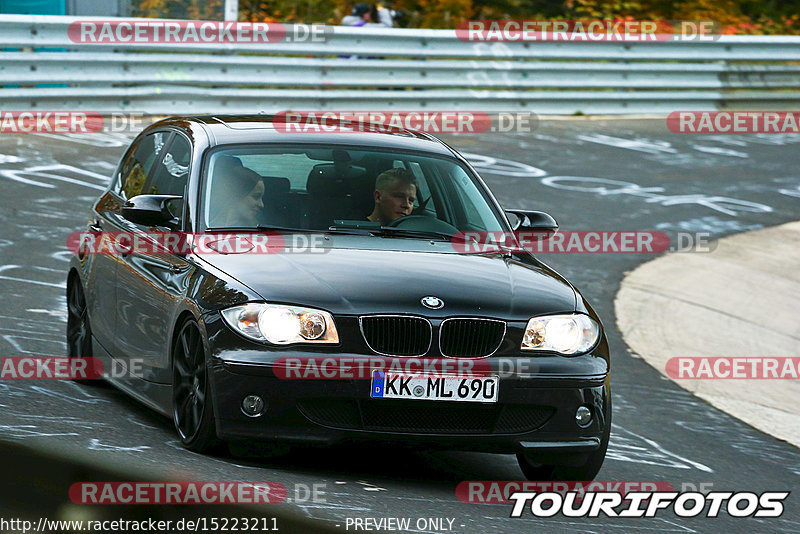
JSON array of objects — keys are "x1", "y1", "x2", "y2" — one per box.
[{"x1": 0, "y1": 119, "x2": 799, "y2": 533}]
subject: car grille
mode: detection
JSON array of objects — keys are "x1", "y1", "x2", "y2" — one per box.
[
  {"x1": 297, "y1": 399, "x2": 554, "y2": 434},
  {"x1": 360, "y1": 316, "x2": 431, "y2": 356},
  {"x1": 439, "y1": 318, "x2": 506, "y2": 358}
]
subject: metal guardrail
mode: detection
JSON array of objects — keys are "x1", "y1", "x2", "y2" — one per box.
[{"x1": 1, "y1": 14, "x2": 800, "y2": 114}]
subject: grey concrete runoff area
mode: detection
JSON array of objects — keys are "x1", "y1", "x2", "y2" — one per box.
[
  {"x1": 0, "y1": 118, "x2": 799, "y2": 533},
  {"x1": 617, "y1": 221, "x2": 800, "y2": 448}
]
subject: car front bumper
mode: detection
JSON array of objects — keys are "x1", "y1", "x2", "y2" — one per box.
[{"x1": 207, "y1": 324, "x2": 610, "y2": 455}]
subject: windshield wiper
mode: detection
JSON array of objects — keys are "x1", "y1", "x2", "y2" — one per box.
[
  {"x1": 375, "y1": 227, "x2": 455, "y2": 241},
  {"x1": 325, "y1": 226, "x2": 377, "y2": 236},
  {"x1": 205, "y1": 225, "x2": 316, "y2": 233},
  {"x1": 328, "y1": 223, "x2": 484, "y2": 243},
  {"x1": 206, "y1": 225, "x2": 486, "y2": 245},
  {"x1": 383, "y1": 228, "x2": 516, "y2": 256},
  {"x1": 207, "y1": 225, "x2": 382, "y2": 237},
  {"x1": 327, "y1": 223, "x2": 449, "y2": 241}
]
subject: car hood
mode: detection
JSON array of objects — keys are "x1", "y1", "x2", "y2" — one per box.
[{"x1": 204, "y1": 246, "x2": 577, "y2": 319}]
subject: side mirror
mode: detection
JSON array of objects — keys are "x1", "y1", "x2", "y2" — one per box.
[
  {"x1": 122, "y1": 195, "x2": 182, "y2": 229},
  {"x1": 504, "y1": 209, "x2": 558, "y2": 232}
]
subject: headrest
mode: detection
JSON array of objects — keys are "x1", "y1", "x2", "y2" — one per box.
[
  {"x1": 307, "y1": 162, "x2": 368, "y2": 193},
  {"x1": 306, "y1": 165, "x2": 350, "y2": 196},
  {"x1": 261, "y1": 175, "x2": 291, "y2": 194}
]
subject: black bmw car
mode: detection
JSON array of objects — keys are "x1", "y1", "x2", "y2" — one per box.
[{"x1": 67, "y1": 115, "x2": 611, "y2": 480}]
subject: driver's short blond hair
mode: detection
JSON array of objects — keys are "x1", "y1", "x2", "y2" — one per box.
[{"x1": 375, "y1": 167, "x2": 417, "y2": 192}]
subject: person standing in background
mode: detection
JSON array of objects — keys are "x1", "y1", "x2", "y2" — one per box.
[{"x1": 341, "y1": 3, "x2": 393, "y2": 27}]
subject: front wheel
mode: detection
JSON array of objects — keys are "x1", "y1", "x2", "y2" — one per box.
[
  {"x1": 172, "y1": 318, "x2": 221, "y2": 453},
  {"x1": 66, "y1": 275, "x2": 99, "y2": 384}
]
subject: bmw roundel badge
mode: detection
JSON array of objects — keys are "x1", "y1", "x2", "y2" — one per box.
[{"x1": 421, "y1": 296, "x2": 444, "y2": 309}]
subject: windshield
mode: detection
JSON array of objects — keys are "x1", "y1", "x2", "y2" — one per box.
[{"x1": 199, "y1": 145, "x2": 508, "y2": 237}]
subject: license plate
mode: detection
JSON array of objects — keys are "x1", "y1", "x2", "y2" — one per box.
[{"x1": 370, "y1": 372, "x2": 498, "y2": 403}]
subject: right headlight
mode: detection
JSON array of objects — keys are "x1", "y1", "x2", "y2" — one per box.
[
  {"x1": 220, "y1": 303, "x2": 339, "y2": 345},
  {"x1": 521, "y1": 314, "x2": 600, "y2": 355}
]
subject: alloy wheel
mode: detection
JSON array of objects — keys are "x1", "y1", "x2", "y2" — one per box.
[
  {"x1": 66, "y1": 278, "x2": 92, "y2": 360},
  {"x1": 172, "y1": 321, "x2": 208, "y2": 442}
]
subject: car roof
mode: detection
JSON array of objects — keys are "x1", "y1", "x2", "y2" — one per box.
[{"x1": 153, "y1": 115, "x2": 459, "y2": 157}]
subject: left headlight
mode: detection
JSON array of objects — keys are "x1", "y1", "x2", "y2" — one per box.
[
  {"x1": 521, "y1": 314, "x2": 600, "y2": 355},
  {"x1": 220, "y1": 303, "x2": 339, "y2": 345}
]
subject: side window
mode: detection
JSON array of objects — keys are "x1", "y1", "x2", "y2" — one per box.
[
  {"x1": 448, "y1": 166, "x2": 495, "y2": 230},
  {"x1": 118, "y1": 132, "x2": 168, "y2": 199},
  {"x1": 146, "y1": 134, "x2": 191, "y2": 197}
]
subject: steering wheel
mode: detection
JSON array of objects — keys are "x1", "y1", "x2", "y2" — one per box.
[{"x1": 386, "y1": 214, "x2": 459, "y2": 234}]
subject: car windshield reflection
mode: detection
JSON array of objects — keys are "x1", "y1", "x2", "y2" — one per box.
[{"x1": 200, "y1": 145, "x2": 507, "y2": 238}]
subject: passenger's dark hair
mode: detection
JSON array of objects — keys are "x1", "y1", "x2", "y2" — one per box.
[
  {"x1": 352, "y1": 2, "x2": 369, "y2": 16},
  {"x1": 212, "y1": 157, "x2": 263, "y2": 225},
  {"x1": 226, "y1": 167, "x2": 262, "y2": 200},
  {"x1": 369, "y1": 4, "x2": 380, "y2": 22}
]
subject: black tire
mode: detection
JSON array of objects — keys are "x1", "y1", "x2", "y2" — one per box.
[
  {"x1": 517, "y1": 402, "x2": 612, "y2": 481},
  {"x1": 66, "y1": 275, "x2": 101, "y2": 384},
  {"x1": 172, "y1": 318, "x2": 222, "y2": 453}
]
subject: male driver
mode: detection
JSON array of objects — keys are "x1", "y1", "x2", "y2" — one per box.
[{"x1": 367, "y1": 168, "x2": 417, "y2": 225}]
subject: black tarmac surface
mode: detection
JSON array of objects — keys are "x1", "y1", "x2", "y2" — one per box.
[{"x1": 0, "y1": 119, "x2": 798, "y2": 533}]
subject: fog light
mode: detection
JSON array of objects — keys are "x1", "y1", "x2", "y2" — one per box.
[
  {"x1": 575, "y1": 406, "x2": 592, "y2": 427},
  {"x1": 241, "y1": 395, "x2": 265, "y2": 417}
]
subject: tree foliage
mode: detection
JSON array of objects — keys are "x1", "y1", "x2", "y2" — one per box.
[
  {"x1": 133, "y1": 0, "x2": 224, "y2": 20},
  {"x1": 130, "y1": 0, "x2": 800, "y2": 34}
]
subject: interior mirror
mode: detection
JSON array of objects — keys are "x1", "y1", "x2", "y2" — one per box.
[
  {"x1": 504, "y1": 209, "x2": 558, "y2": 232},
  {"x1": 122, "y1": 195, "x2": 182, "y2": 229}
]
